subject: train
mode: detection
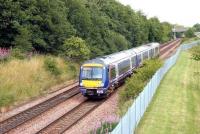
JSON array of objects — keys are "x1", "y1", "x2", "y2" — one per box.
[{"x1": 79, "y1": 42, "x2": 160, "y2": 98}]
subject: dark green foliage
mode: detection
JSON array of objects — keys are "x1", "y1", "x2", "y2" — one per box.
[
  {"x1": 185, "y1": 28, "x2": 195, "y2": 38},
  {"x1": 63, "y1": 36, "x2": 90, "y2": 61},
  {"x1": 148, "y1": 18, "x2": 163, "y2": 42},
  {"x1": 11, "y1": 48, "x2": 26, "y2": 59},
  {"x1": 161, "y1": 22, "x2": 172, "y2": 42},
  {"x1": 44, "y1": 57, "x2": 62, "y2": 76},
  {"x1": 119, "y1": 59, "x2": 163, "y2": 103},
  {"x1": 68, "y1": 64, "x2": 78, "y2": 78},
  {"x1": 0, "y1": 0, "x2": 173, "y2": 60},
  {"x1": 193, "y1": 23, "x2": 200, "y2": 32},
  {"x1": 15, "y1": 26, "x2": 32, "y2": 52}
]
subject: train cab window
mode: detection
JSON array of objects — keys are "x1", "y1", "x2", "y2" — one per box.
[
  {"x1": 118, "y1": 59, "x2": 130, "y2": 75},
  {"x1": 82, "y1": 67, "x2": 103, "y2": 80},
  {"x1": 110, "y1": 67, "x2": 116, "y2": 80},
  {"x1": 131, "y1": 56, "x2": 137, "y2": 68}
]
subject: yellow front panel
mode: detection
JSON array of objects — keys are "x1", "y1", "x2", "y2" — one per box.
[
  {"x1": 82, "y1": 80, "x2": 102, "y2": 88},
  {"x1": 83, "y1": 63, "x2": 103, "y2": 67}
]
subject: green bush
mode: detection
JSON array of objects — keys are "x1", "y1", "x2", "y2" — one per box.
[
  {"x1": 11, "y1": 48, "x2": 26, "y2": 60},
  {"x1": 118, "y1": 58, "x2": 162, "y2": 114},
  {"x1": 68, "y1": 64, "x2": 78, "y2": 78},
  {"x1": 44, "y1": 57, "x2": 62, "y2": 76}
]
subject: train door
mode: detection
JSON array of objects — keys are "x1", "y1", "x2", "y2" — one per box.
[
  {"x1": 109, "y1": 65, "x2": 117, "y2": 90},
  {"x1": 136, "y1": 54, "x2": 142, "y2": 67},
  {"x1": 131, "y1": 56, "x2": 137, "y2": 69},
  {"x1": 109, "y1": 65, "x2": 116, "y2": 82}
]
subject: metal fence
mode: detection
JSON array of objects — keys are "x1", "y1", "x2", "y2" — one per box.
[{"x1": 111, "y1": 40, "x2": 200, "y2": 134}]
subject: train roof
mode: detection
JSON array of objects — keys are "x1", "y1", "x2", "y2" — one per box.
[
  {"x1": 133, "y1": 42, "x2": 159, "y2": 53},
  {"x1": 84, "y1": 42, "x2": 160, "y2": 66}
]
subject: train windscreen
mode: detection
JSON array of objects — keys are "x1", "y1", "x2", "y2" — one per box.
[{"x1": 82, "y1": 67, "x2": 103, "y2": 80}]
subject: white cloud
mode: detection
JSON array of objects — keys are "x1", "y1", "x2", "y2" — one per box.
[{"x1": 118, "y1": 0, "x2": 200, "y2": 27}]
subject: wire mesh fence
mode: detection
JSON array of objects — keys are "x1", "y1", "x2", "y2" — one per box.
[{"x1": 111, "y1": 40, "x2": 200, "y2": 134}]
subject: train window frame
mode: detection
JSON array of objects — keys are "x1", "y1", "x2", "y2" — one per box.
[
  {"x1": 137, "y1": 54, "x2": 142, "y2": 63},
  {"x1": 150, "y1": 49, "x2": 154, "y2": 57},
  {"x1": 118, "y1": 59, "x2": 130, "y2": 75},
  {"x1": 143, "y1": 51, "x2": 149, "y2": 60},
  {"x1": 155, "y1": 47, "x2": 159, "y2": 55},
  {"x1": 131, "y1": 56, "x2": 137, "y2": 68}
]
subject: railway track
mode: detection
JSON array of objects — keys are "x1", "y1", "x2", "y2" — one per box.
[
  {"x1": 37, "y1": 100, "x2": 104, "y2": 134},
  {"x1": 0, "y1": 39, "x2": 181, "y2": 134},
  {"x1": 0, "y1": 85, "x2": 80, "y2": 134},
  {"x1": 160, "y1": 39, "x2": 181, "y2": 59}
]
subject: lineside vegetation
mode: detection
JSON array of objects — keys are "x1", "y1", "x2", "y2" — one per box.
[
  {"x1": 0, "y1": 56, "x2": 78, "y2": 109},
  {"x1": 118, "y1": 59, "x2": 163, "y2": 116}
]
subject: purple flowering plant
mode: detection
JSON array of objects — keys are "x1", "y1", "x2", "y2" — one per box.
[{"x1": 0, "y1": 48, "x2": 11, "y2": 60}]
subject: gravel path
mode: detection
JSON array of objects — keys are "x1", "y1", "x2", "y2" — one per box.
[
  {"x1": 8, "y1": 94, "x2": 86, "y2": 134},
  {"x1": 0, "y1": 82, "x2": 78, "y2": 122},
  {"x1": 64, "y1": 90, "x2": 120, "y2": 134}
]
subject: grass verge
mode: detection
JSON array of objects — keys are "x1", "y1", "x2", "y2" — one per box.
[
  {"x1": 135, "y1": 51, "x2": 200, "y2": 134},
  {"x1": 182, "y1": 37, "x2": 199, "y2": 44},
  {"x1": 0, "y1": 56, "x2": 79, "y2": 109}
]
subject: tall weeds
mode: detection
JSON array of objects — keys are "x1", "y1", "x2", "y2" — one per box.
[{"x1": 0, "y1": 56, "x2": 78, "y2": 108}]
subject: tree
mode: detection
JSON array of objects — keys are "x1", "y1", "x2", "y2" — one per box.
[
  {"x1": 185, "y1": 28, "x2": 195, "y2": 38},
  {"x1": 0, "y1": 0, "x2": 173, "y2": 60},
  {"x1": 161, "y1": 22, "x2": 172, "y2": 42},
  {"x1": 63, "y1": 36, "x2": 90, "y2": 61},
  {"x1": 193, "y1": 23, "x2": 200, "y2": 32},
  {"x1": 15, "y1": 26, "x2": 32, "y2": 52},
  {"x1": 0, "y1": 0, "x2": 20, "y2": 47},
  {"x1": 148, "y1": 17, "x2": 163, "y2": 42}
]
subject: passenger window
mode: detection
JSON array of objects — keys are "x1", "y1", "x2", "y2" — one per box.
[
  {"x1": 118, "y1": 60, "x2": 130, "y2": 75},
  {"x1": 143, "y1": 51, "x2": 148, "y2": 60},
  {"x1": 138, "y1": 54, "x2": 141, "y2": 62}
]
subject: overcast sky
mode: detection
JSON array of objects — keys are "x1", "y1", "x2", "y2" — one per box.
[{"x1": 118, "y1": 0, "x2": 200, "y2": 27}]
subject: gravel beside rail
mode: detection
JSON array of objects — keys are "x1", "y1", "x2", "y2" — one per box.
[
  {"x1": 64, "y1": 91, "x2": 120, "y2": 134},
  {"x1": 7, "y1": 94, "x2": 86, "y2": 134},
  {"x1": 0, "y1": 82, "x2": 78, "y2": 122},
  {"x1": 38, "y1": 100, "x2": 103, "y2": 134}
]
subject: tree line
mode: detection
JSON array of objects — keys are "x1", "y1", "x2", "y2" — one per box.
[
  {"x1": 185, "y1": 23, "x2": 200, "y2": 38},
  {"x1": 0, "y1": 0, "x2": 173, "y2": 61}
]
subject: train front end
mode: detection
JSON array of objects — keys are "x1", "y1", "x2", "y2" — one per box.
[{"x1": 79, "y1": 63, "x2": 109, "y2": 97}]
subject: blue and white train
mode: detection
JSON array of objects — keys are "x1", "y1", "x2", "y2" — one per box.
[{"x1": 79, "y1": 43, "x2": 160, "y2": 98}]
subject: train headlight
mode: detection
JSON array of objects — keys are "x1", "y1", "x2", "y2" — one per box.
[
  {"x1": 80, "y1": 82, "x2": 83, "y2": 86},
  {"x1": 100, "y1": 82, "x2": 104, "y2": 87}
]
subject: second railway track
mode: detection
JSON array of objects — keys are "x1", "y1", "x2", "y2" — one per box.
[
  {"x1": 0, "y1": 85, "x2": 80, "y2": 134},
  {"x1": 37, "y1": 100, "x2": 104, "y2": 134}
]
